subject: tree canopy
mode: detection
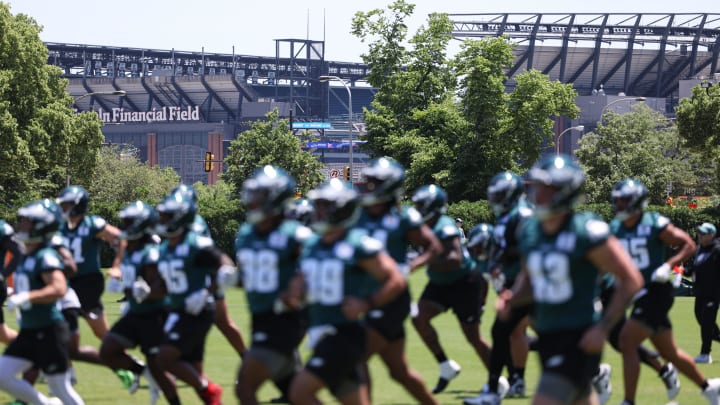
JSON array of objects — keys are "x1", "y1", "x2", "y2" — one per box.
[
  {"x1": 575, "y1": 104, "x2": 709, "y2": 204},
  {"x1": 352, "y1": 0, "x2": 579, "y2": 201},
  {"x1": 223, "y1": 109, "x2": 326, "y2": 196},
  {"x1": 0, "y1": 3, "x2": 104, "y2": 217}
]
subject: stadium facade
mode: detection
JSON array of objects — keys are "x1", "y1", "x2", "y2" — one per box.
[{"x1": 48, "y1": 13, "x2": 719, "y2": 184}]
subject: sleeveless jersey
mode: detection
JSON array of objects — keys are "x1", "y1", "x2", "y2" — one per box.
[
  {"x1": 121, "y1": 243, "x2": 165, "y2": 314},
  {"x1": 60, "y1": 215, "x2": 107, "y2": 277},
  {"x1": 426, "y1": 215, "x2": 474, "y2": 285},
  {"x1": 299, "y1": 231, "x2": 382, "y2": 327},
  {"x1": 157, "y1": 232, "x2": 216, "y2": 310},
  {"x1": 235, "y1": 220, "x2": 312, "y2": 314},
  {"x1": 491, "y1": 198, "x2": 533, "y2": 282},
  {"x1": 15, "y1": 246, "x2": 65, "y2": 328},
  {"x1": 519, "y1": 211, "x2": 609, "y2": 333},
  {"x1": 610, "y1": 211, "x2": 670, "y2": 286},
  {"x1": 354, "y1": 205, "x2": 424, "y2": 285}
]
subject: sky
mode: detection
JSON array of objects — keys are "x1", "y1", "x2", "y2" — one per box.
[{"x1": 7, "y1": 0, "x2": 718, "y2": 63}]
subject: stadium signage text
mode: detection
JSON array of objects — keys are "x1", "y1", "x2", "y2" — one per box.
[{"x1": 94, "y1": 106, "x2": 200, "y2": 124}]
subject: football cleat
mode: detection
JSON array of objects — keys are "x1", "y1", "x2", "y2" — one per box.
[
  {"x1": 432, "y1": 359, "x2": 461, "y2": 394},
  {"x1": 507, "y1": 377, "x2": 525, "y2": 397},
  {"x1": 702, "y1": 378, "x2": 720, "y2": 405},
  {"x1": 591, "y1": 363, "x2": 612, "y2": 405},
  {"x1": 661, "y1": 363, "x2": 680, "y2": 399}
]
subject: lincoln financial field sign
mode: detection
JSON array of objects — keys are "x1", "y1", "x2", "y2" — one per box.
[{"x1": 94, "y1": 106, "x2": 201, "y2": 124}]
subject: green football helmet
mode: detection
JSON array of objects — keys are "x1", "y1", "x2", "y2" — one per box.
[
  {"x1": 16, "y1": 199, "x2": 62, "y2": 243},
  {"x1": 155, "y1": 193, "x2": 196, "y2": 238},
  {"x1": 487, "y1": 171, "x2": 524, "y2": 217},
  {"x1": 242, "y1": 165, "x2": 296, "y2": 225},
  {"x1": 467, "y1": 223, "x2": 494, "y2": 250},
  {"x1": 611, "y1": 178, "x2": 648, "y2": 221},
  {"x1": 307, "y1": 178, "x2": 360, "y2": 233},
  {"x1": 360, "y1": 157, "x2": 406, "y2": 205},
  {"x1": 526, "y1": 154, "x2": 585, "y2": 219},
  {"x1": 411, "y1": 184, "x2": 448, "y2": 222},
  {"x1": 118, "y1": 201, "x2": 158, "y2": 240},
  {"x1": 285, "y1": 198, "x2": 315, "y2": 226},
  {"x1": 57, "y1": 185, "x2": 90, "y2": 218}
]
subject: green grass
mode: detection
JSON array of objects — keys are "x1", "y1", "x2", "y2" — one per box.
[{"x1": 1, "y1": 275, "x2": 716, "y2": 404}]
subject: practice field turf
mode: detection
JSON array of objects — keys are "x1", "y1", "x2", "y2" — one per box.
[{"x1": 1, "y1": 274, "x2": 716, "y2": 404}]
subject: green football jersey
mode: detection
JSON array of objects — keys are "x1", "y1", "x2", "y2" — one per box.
[
  {"x1": 15, "y1": 246, "x2": 65, "y2": 328},
  {"x1": 299, "y1": 231, "x2": 382, "y2": 327},
  {"x1": 610, "y1": 211, "x2": 669, "y2": 286},
  {"x1": 191, "y1": 214, "x2": 211, "y2": 237},
  {"x1": 491, "y1": 198, "x2": 533, "y2": 282},
  {"x1": 235, "y1": 220, "x2": 312, "y2": 314},
  {"x1": 121, "y1": 243, "x2": 165, "y2": 314},
  {"x1": 426, "y1": 215, "x2": 473, "y2": 285},
  {"x1": 157, "y1": 232, "x2": 216, "y2": 310},
  {"x1": 60, "y1": 215, "x2": 107, "y2": 277},
  {"x1": 354, "y1": 205, "x2": 424, "y2": 287},
  {"x1": 519, "y1": 211, "x2": 609, "y2": 333}
]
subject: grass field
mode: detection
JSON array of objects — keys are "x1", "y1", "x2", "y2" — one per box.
[{"x1": 1, "y1": 274, "x2": 717, "y2": 404}]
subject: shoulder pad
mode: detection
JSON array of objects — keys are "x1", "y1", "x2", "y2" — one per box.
[
  {"x1": 41, "y1": 251, "x2": 62, "y2": 270},
  {"x1": 196, "y1": 235, "x2": 214, "y2": 249},
  {"x1": 360, "y1": 235, "x2": 383, "y2": 254},
  {"x1": 585, "y1": 219, "x2": 610, "y2": 242},
  {"x1": 91, "y1": 216, "x2": 107, "y2": 229},
  {"x1": 656, "y1": 215, "x2": 670, "y2": 228},
  {"x1": 294, "y1": 225, "x2": 313, "y2": 242},
  {"x1": 406, "y1": 207, "x2": 423, "y2": 223}
]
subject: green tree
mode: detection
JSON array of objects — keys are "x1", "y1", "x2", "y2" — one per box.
[
  {"x1": 352, "y1": 1, "x2": 578, "y2": 201},
  {"x1": 575, "y1": 104, "x2": 698, "y2": 204},
  {"x1": 0, "y1": 3, "x2": 103, "y2": 217},
  {"x1": 89, "y1": 145, "x2": 180, "y2": 219},
  {"x1": 223, "y1": 109, "x2": 326, "y2": 195},
  {"x1": 675, "y1": 83, "x2": 720, "y2": 192},
  {"x1": 194, "y1": 181, "x2": 242, "y2": 256}
]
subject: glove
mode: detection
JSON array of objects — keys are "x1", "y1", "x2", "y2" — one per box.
[
  {"x1": 216, "y1": 265, "x2": 238, "y2": 290},
  {"x1": 184, "y1": 289, "x2": 209, "y2": 315},
  {"x1": 7, "y1": 291, "x2": 31, "y2": 311},
  {"x1": 106, "y1": 277, "x2": 124, "y2": 294},
  {"x1": 132, "y1": 278, "x2": 151, "y2": 303},
  {"x1": 651, "y1": 263, "x2": 672, "y2": 283}
]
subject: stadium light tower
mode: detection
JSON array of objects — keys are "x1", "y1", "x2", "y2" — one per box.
[
  {"x1": 319, "y1": 75, "x2": 353, "y2": 182},
  {"x1": 555, "y1": 126, "x2": 585, "y2": 154},
  {"x1": 601, "y1": 97, "x2": 646, "y2": 124}
]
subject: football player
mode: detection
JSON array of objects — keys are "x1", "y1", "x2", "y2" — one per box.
[
  {"x1": 497, "y1": 155, "x2": 643, "y2": 405},
  {"x1": 0, "y1": 220, "x2": 22, "y2": 345},
  {"x1": 612, "y1": 178, "x2": 720, "y2": 405},
  {"x1": 410, "y1": 184, "x2": 491, "y2": 395},
  {"x1": 288, "y1": 179, "x2": 406, "y2": 405},
  {"x1": 99, "y1": 201, "x2": 170, "y2": 405},
  {"x1": 465, "y1": 171, "x2": 532, "y2": 405},
  {"x1": 355, "y1": 157, "x2": 442, "y2": 405},
  {"x1": 222, "y1": 166, "x2": 311, "y2": 405},
  {"x1": 170, "y1": 184, "x2": 248, "y2": 358},
  {"x1": 0, "y1": 200, "x2": 84, "y2": 405},
  {"x1": 154, "y1": 193, "x2": 230, "y2": 405},
  {"x1": 56, "y1": 186, "x2": 134, "y2": 387}
]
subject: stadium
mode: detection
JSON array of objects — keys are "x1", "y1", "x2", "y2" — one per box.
[{"x1": 50, "y1": 13, "x2": 720, "y2": 184}]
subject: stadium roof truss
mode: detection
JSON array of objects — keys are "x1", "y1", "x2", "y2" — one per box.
[
  {"x1": 449, "y1": 13, "x2": 720, "y2": 98},
  {"x1": 48, "y1": 41, "x2": 372, "y2": 121}
]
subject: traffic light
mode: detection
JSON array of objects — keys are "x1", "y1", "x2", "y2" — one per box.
[
  {"x1": 344, "y1": 166, "x2": 350, "y2": 181},
  {"x1": 204, "y1": 151, "x2": 214, "y2": 172}
]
